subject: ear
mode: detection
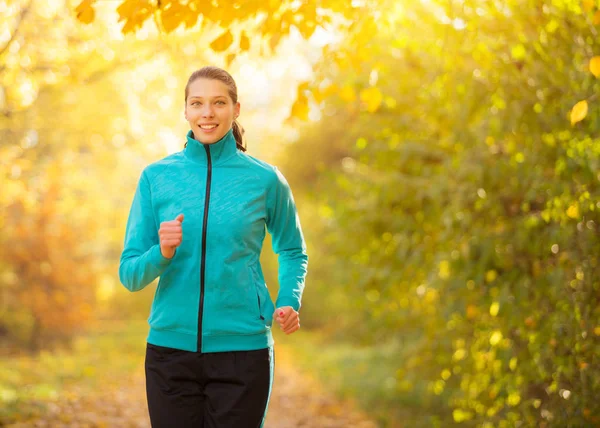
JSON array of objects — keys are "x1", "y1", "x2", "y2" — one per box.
[{"x1": 234, "y1": 102, "x2": 240, "y2": 118}]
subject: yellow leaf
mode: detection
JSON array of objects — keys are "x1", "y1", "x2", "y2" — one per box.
[
  {"x1": 438, "y1": 260, "x2": 450, "y2": 279},
  {"x1": 322, "y1": 84, "x2": 339, "y2": 98},
  {"x1": 594, "y1": 11, "x2": 600, "y2": 24},
  {"x1": 360, "y1": 86, "x2": 383, "y2": 113},
  {"x1": 453, "y1": 348, "x2": 466, "y2": 361},
  {"x1": 384, "y1": 96, "x2": 397, "y2": 108},
  {"x1": 290, "y1": 96, "x2": 309, "y2": 120},
  {"x1": 507, "y1": 392, "x2": 521, "y2": 406},
  {"x1": 75, "y1": 0, "x2": 95, "y2": 24},
  {"x1": 297, "y1": 81, "x2": 310, "y2": 95},
  {"x1": 160, "y1": 2, "x2": 186, "y2": 33},
  {"x1": 583, "y1": 0, "x2": 594, "y2": 13},
  {"x1": 590, "y1": 56, "x2": 600, "y2": 77},
  {"x1": 210, "y1": 30, "x2": 234, "y2": 52},
  {"x1": 466, "y1": 304, "x2": 478, "y2": 319},
  {"x1": 184, "y1": 11, "x2": 198, "y2": 28},
  {"x1": 594, "y1": 326, "x2": 600, "y2": 336},
  {"x1": 570, "y1": 100, "x2": 588, "y2": 125},
  {"x1": 490, "y1": 330, "x2": 503, "y2": 346},
  {"x1": 339, "y1": 85, "x2": 356, "y2": 103},
  {"x1": 311, "y1": 88, "x2": 325, "y2": 103},
  {"x1": 297, "y1": 20, "x2": 317, "y2": 39},
  {"x1": 312, "y1": 84, "x2": 339, "y2": 103},
  {"x1": 269, "y1": 33, "x2": 282, "y2": 52},
  {"x1": 118, "y1": 0, "x2": 152, "y2": 34},
  {"x1": 489, "y1": 302, "x2": 500, "y2": 317},
  {"x1": 240, "y1": 31, "x2": 250, "y2": 52},
  {"x1": 453, "y1": 409, "x2": 473, "y2": 423},
  {"x1": 567, "y1": 203, "x2": 580, "y2": 219},
  {"x1": 117, "y1": 0, "x2": 143, "y2": 22},
  {"x1": 441, "y1": 369, "x2": 451, "y2": 380},
  {"x1": 225, "y1": 53, "x2": 236, "y2": 67}
]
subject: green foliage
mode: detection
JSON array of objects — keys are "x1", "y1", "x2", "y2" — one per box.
[{"x1": 280, "y1": 0, "x2": 600, "y2": 426}]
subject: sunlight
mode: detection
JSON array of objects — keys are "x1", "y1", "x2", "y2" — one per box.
[{"x1": 159, "y1": 127, "x2": 182, "y2": 154}]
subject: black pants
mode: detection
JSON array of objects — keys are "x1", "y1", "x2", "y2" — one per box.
[{"x1": 145, "y1": 343, "x2": 274, "y2": 428}]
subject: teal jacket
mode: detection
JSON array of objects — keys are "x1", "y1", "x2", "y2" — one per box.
[{"x1": 119, "y1": 128, "x2": 308, "y2": 352}]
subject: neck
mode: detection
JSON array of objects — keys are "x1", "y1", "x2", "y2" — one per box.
[{"x1": 183, "y1": 128, "x2": 238, "y2": 166}]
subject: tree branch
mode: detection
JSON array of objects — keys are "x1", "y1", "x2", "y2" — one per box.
[{"x1": 0, "y1": 0, "x2": 34, "y2": 59}]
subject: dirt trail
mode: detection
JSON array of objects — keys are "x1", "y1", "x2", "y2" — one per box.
[{"x1": 6, "y1": 346, "x2": 377, "y2": 428}]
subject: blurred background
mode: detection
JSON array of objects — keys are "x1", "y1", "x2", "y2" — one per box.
[{"x1": 1, "y1": 0, "x2": 599, "y2": 426}]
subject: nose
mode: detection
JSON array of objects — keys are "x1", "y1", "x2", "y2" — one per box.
[{"x1": 201, "y1": 104, "x2": 214, "y2": 118}]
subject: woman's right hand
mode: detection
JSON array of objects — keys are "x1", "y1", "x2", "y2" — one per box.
[{"x1": 159, "y1": 214, "x2": 184, "y2": 259}]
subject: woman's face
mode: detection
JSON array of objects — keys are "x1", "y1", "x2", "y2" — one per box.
[{"x1": 184, "y1": 78, "x2": 240, "y2": 144}]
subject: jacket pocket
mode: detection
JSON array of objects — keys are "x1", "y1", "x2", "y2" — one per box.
[
  {"x1": 248, "y1": 264, "x2": 264, "y2": 320},
  {"x1": 249, "y1": 263, "x2": 274, "y2": 327}
]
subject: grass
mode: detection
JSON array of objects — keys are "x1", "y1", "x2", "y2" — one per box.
[
  {"x1": 2, "y1": 320, "x2": 427, "y2": 427},
  {"x1": 279, "y1": 329, "x2": 450, "y2": 428},
  {"x1": 0, "y1": 320, "x2": 148, "y2": 424}
]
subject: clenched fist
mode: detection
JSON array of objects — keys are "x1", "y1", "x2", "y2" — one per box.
[
  {"x1": 159, "y1": 214, "x2": 184, "y2": 259},
  {"x1": 274, "y1": 306, "x2": 300, "y2": 335}
]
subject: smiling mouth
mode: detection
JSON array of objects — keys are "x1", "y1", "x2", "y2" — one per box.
[{"x1": 199, "y1": 124, "x2": 218, "y2": 130}]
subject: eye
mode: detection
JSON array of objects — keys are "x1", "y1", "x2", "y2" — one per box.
[
  {"x1": 216, "y1": 100, "x2": 226, "y2": 105},
  {"x1": 191, "y1": 101, "x2": 200, "y2": 106}
]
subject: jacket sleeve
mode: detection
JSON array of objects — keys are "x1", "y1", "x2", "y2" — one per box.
[
  {"x1": 119, "y1": 170, "x2": 173, "y2": 292},
  {"x1": 266, "y1": 167, "x2": 308, "y2": 311}
]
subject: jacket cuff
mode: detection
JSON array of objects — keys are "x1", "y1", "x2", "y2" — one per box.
[
  {"x1": 148, "y1": 245, "x2": 173, "y2": 270},
  {"x1": 275, "y1": 296, "x2": 300, "y2": 311}
]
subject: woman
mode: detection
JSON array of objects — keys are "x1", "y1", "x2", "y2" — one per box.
[{"x1": 118, "y1": 66, "x2": 308, "y2": 428}]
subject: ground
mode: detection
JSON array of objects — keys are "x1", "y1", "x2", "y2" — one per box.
[{"x1": 4, "y1": 343, "x2": 376, "y2": 428}]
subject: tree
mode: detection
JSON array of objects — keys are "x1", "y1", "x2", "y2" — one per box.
[{"x1": 277, "y1": 0, "x2": 600, "y2": 425}]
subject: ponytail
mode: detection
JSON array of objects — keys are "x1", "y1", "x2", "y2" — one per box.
[{"x1": 232, "y1": 120, "x2": 246, "y2": 152}]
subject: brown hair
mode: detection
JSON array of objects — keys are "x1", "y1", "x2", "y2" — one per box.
[{"x1": 184, "y1": 66, "x2": 246, "y2": 151}]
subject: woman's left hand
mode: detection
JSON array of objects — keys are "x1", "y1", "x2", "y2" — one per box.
[{"x1": 274, "y1": 306, "x2": 300, "y2": 335}]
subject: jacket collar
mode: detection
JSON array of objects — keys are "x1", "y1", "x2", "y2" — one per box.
[{"x1": 184, "y1": 128, "x2": 238, "y2": 166}]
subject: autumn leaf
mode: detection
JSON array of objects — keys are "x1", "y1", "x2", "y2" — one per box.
[
  {"x1": 570, "y1": 100, "x2": 588, "y2": 125},
  {"x1": 312, "y1": 88, "x2": 326, "y2": 103},
  {"x1": 184, "y1": 11, "x2": 198, "y2": 28},
  {"x1": 466, "y1": 304, "x2": 478, "y2": 319},
  {"x1": 594, "y1": 11, "x2": 600, "y2": 24},
  {"x1": 160, "y1": 2, "x2": 187, "y2": 33},
  {"x1": 225, "y1": 53, "x2": 236, "y2": 67},
  {"x1": 290, "y1": 95, "x2": 310, "y2": 120},
  {"x1": 117, "y1": 0, "x2": 152, "y2": 34},
  {"x1": 339, "y1": 84, "x2": 356, "y2": 103},
  {"x1": 269, "y1": 33, "x2": 282, "y2": 52},
  {"x1": 75, "y1": 0, "x2": 95, "y2": 25},
  {"x1": 583, "y1": 0, "x2": 594, "y2": 13},
  {"x1": 210, "y1": 30, "x2": 234, "y2": 52},
  {"x1": 296, "y1": 20, "x2": 317, "y2": 39},
  {"x1": 240, "y1": 31, "x2": 250, "y2": 52},
  {"x1": 589, "y1": 56, "x2": 600, "y2": 77},
  {"x1": 567, "y1": 203, "x2": 580, "y2": 219},
  {"x1": 117, "y1": 0, "x2": 143, "y2": 22},
  {"x1": 360, "y1": 86, "x2": 383, "y2": 112}
]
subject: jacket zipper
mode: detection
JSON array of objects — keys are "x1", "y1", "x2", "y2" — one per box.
[
  {"x1": 198, "y1": 145, "x2": 212, "y2": 352},
  {"x1": 252, "y1": 266, "x2": 265, "y2": 321}
]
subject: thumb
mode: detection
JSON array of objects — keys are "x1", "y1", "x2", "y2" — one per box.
[{"x1": 175, "y1": 213, "x2": 184, "y2": 223}]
